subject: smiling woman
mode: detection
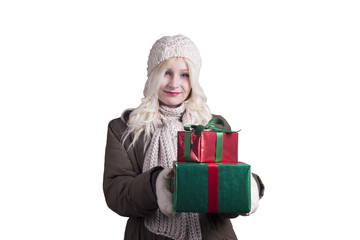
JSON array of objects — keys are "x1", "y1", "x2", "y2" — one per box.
[{"x1": 103, "y1": 35, "x2": 264, "y2": 240}]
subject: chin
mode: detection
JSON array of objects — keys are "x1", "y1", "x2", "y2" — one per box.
[{"x1": 159, "y1": 96, "x2": 184, "y2": 107}]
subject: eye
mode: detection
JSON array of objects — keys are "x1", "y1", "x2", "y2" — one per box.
[
  {"x1": 165, "y1": 71, "x2": 171, "y2": 76},
  {"x1": 181, "y1": 73, "x2": 189, "y2": 78}
]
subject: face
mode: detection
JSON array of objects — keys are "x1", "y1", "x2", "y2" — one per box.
[{"x1": 158, "y1": 58, "x2": 191, "y2": 108}]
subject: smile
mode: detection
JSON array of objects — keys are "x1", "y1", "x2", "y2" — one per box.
[{"x1": 164, "y1": 91, "x2": 181, "y2": 96}]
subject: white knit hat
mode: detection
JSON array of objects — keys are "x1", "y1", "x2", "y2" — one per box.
[{"x1": 147, "y1": 35, "x2": 202, "y2": 77}]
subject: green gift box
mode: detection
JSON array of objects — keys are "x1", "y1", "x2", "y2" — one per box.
[{"x1": 173, "y1": 162, "x2": 251, "y2": 213}]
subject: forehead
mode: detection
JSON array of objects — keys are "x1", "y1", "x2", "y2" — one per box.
[{"x1": 166, "y1": 58, "x2": 188, "y2": 70}]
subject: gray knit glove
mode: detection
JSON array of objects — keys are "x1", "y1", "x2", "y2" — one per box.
[
  {"x1": 249, "y1": 173, "x2": 260, "y2": 214},
  {"x1": 155, "y1": 168, "x2": 174, "y2": 216}
]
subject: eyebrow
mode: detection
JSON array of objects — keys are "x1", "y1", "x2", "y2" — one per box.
[{"x1": 166, "y1": 68, "x2": 189, "y2": 71}]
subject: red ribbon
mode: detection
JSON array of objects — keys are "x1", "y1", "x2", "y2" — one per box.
[{"x1": 208, "y1": 163, "x2": 219, "y2": 212}]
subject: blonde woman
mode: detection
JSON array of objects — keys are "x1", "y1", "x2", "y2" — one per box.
[{"x1": 103, "y1": 35, "x2": 264, "y2": 240}]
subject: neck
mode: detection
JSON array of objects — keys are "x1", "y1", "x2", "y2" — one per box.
[{"x1": 158, "y1": 103, "x2": 185, "y2": 119}]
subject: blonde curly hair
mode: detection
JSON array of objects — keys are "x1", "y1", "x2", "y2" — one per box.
[{"x1": 122, "y1": 57, "x2": 212, "y2": 149}]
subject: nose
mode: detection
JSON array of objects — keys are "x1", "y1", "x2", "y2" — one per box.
[{"x1": 168, "y1": 75, "x2": 179, "y2": 88}]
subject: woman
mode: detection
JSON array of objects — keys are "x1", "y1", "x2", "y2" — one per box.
[{"x1": 103, "y1": 35, "x2": 264, "y2": 240}]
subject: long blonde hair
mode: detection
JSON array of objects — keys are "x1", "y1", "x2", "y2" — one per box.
[{"x1": 122, "y1": 57, "x2": 212, "y2": 149}]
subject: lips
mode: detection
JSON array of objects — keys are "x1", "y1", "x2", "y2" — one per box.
[{"x1": 164, "y1": 91, "x2": 181, "y2": 96}]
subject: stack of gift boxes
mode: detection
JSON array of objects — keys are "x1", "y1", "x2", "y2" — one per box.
[{"x1": 171, "y1": 118, "x2": 251, "y2": 214}]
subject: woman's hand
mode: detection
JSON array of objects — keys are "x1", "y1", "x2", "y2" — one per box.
[{"x1": 155, "y1": 168, "x2": 175, "y2": 216}]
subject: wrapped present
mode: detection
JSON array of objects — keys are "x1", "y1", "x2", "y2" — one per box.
[
  {"x1": 173, "y1": 162, "x2": 251, "y2": 213},
  {"x1": 177, "y1": 118, "x2": 239, "y2": 163}
]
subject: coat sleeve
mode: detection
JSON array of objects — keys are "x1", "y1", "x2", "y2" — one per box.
[
  {"x1": 103, "y1": 120, "x2": 163, "y2": 217},
  {"x1": 212, "y1": 114, "x2": 232, "y2": 131}
]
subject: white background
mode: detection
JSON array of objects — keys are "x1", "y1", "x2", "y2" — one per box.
[{"x1": 1, "y1": 0, "x2": 359, "y2": 239}]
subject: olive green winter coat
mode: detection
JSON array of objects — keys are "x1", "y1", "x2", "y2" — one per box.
[{"x1": 103, "y1": 110, "x2": 264, "y2": 240}]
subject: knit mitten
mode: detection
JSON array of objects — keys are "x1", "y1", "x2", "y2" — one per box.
[
  {"x1": 156, "y1": 168, "x2": 174, "y2": 216},
  {"x1": 249, "y1": 174, "x2": 260, "y2": 214}
]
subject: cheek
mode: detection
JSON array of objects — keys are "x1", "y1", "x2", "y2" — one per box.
[
  {"x1": 159, "y1": 78, "x2": 167, "y2": 91},
  {"x1": 184, "y1": 80, "x2": 191, "y2": 93}
]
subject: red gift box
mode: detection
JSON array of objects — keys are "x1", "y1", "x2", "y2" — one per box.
[{"x1": 177, "y1": 131, "x2": 238, "y2": 163}]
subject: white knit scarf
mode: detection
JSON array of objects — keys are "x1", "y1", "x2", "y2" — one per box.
[{"x1": 143, "y1": 104, "x2": 202, "y2": 240}]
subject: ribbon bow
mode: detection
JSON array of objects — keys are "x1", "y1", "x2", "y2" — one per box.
[
  {"x1": 183, "y1": 118, "x2": 240, "y2": 162},
  {"x1": 184, "y1": 118, "x2": 239, "y2": 137}
]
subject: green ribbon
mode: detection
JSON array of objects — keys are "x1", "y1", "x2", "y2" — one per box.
[{"x1": 183, "y1": 118, "x2": 240, "y2": 162}]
